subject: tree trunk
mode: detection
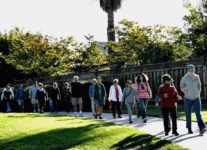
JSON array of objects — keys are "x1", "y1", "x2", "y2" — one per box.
[{"x1": 107, "y1": 9, "x2": 115, "y2": 54}]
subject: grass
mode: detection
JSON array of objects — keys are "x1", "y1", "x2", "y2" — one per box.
[{"x1": 0, "y1": 113, "x2": 188, "y2": 150}]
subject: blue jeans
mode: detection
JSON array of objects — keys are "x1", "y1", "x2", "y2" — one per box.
[
  {"x1": 138, "y1": 98, "x2": 149, "y2": 119},
  {"x1": 184, "y1": 98, "x2": 206, "y2": 130}
]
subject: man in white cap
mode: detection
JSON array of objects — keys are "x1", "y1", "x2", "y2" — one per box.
[{"x1": 180, "y1": 64, "x2": 206, "y2": 135}]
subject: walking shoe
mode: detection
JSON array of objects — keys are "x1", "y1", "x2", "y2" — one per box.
[
  {"x1": 79, "y1": 113, "x2": 83, "y2": 117},
  {"x1": 95, "y1": 115, "x2": 97, "y2": 119},
  {"x1": 188, "y1": 129, "x2": 193, "y2": 134},
  {"x1": 74, "y1": 112, "x2": 78, "y2": 117},
  {"x1": 143, "y1": 118, "x2": 147, "y2": 123},
  {"x1": 129, "y1": 121, "x2": 133, "y2": 124},
  {"x1": 118, "y1": 115, "x2": 122, "y2": 118},
  {"x1": 165, "y1": 132, "x2": 169, "y2": 136},
  {"x1": 99, "y1": 115, "x2": 103, "y2": 119},
  {"x1": 172, "y1": 131, "x2": 179, "y2": 136},
  {"x1": 200, "y1": 128, "x2": 206, "y2": 135},
  {"x1": 113, "y1": 115, "x2": 116, "y2": 119}
]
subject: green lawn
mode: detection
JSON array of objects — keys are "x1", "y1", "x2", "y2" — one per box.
[{"x1": 0, "y1": 113, "x2": 188, "y2": 150}]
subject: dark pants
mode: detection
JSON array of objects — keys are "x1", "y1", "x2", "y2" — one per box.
[
  {"x1": 112, "y1": 101, "x2": 122, "y2": 117},
  {"x1": 161, "y1": 108, "x2": 177, "y2": 133}
]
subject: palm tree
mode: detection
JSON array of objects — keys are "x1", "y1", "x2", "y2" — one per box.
[{"x1": 99, "y1": 0, "x2": 122, "y2": 54}]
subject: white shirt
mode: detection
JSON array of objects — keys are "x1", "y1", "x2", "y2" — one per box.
[{"x1": 108, "y1": 85, "x2": 123, "y2": 102}]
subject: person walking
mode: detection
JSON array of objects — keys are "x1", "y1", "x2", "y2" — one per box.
[
  {"x1": 1, "y1": 84, "x2": 14, "y2": 112},
  {"x1": 29, "y1": 81, "x2": 38, "y2": 112},
  {"x1": 108, "y1": 79, "x2": 123, "y2": 118},
  {"x1": 133, "y1": 73, "x2": 152, "y2": 123},
  {"x1": 94, "y1": 77, "x2": 106, "y2": 119},
  {"x1": 88, "y1": 79, "x2": 97, "y2": 116},
  {"x1": 48, "y1": 82, "x2": 61, "y2": 113},
  {"x1": 62, "y1": 82, "x2": 71, "y2": 112},
  {"x1": 70, "y1": 76, "x2": 83, "y2": 116},
  {"x1": 35, "y1": 83, "x2": 47, "y2": 113},
  {"x1": 180, "y1": 64, "x2": 206, "y2": 135},
  {"x1": 157, "y1": 74, "x2": 181, "y2": 136},
  {"x1": 16, "y1": 84, "x2": 25, "y2": 112},
  {"x1": 122, "y1": 80, "x2": 139, "y2": 124}
]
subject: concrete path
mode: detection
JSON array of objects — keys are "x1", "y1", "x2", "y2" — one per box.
[{"x1": 56, "y1": 112, "x2": 207, "y2": 150}]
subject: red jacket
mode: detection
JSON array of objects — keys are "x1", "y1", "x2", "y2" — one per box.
[{"x1": 157, "y1": 83, "x2": 178, "y2": 108}]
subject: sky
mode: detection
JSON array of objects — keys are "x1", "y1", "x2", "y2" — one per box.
[{"x1": 0, "y1": 0, "x2": 201, "y2": 42}]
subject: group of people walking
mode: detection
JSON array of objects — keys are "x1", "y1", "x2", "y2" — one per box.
[
  {"x1": 89, "y1": 64, "x2": 206, "y2": 136},
  {"x1": 0, "y1": 64, "x2": 206, "y2": 136}
]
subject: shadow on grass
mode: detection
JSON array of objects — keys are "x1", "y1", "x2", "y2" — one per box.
[
  {"x1": 111, "y1": 134, "x2": 172, "y2": 150},
  {"x1": 0, "y1": 122, "x2": 115, "y2": 150}
]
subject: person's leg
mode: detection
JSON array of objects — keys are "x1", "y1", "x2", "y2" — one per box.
[
  {"x1": 72, "y1": 98, "x2": 78, "y2": 115},
  {"x1": 136, "y1": 101, "x2": 141, "y2": 118},
  {"x1": 111, "y1": 101, "x2": 116, "y2": 118},
  {"x1": 193, "y1": 98, "x2": 206, "y2": 131},
  {"x1": 184, "y1": 98, "x2": 193, "y2": 132},
  {"x1": 99, "y1": 106, "x2": 103, "y2": 119},
  {"x1": 161, "y1": 108, "x2": 170, "y2": 135},
  {"x1": 90, "y1": 98, "x2": 95, "y2": 115},
  {"x1": 127, "y1": 104, "x2": 133, "y2": 123},
  {"x1": 79, "y1": 98, "x2": 83, "y2": 116},
  {"x1": 139, "y1": 99, "x2": 145, "y2": 121},
  {"x1": 170, "y1": 108, "x2": 179, "y2": 135},
  {"x1": 117, "y1": 101, "x2": 122, "y2": 117},
  {"x1": 143, "y1": 99, "x2": 149, "y2": 122}
]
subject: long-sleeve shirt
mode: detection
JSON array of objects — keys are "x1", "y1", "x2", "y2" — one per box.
[
  {"x1": 157, "y1": 83, "x2": 178, "y2": 108},
  {"x1": 122, "y1": 87, "x2": 138, "y2": 105},
  {"x1": 180, "y1": 73, "x2": 201, "y2": 100},
  {"x1": 16, "y1": 88, "x2": 25, "y2": 100},
  {"x1": 108, "y1": 85, "x2": 123, "y2": 102}
]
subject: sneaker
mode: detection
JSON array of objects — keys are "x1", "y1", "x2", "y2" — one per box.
[
  {"x1": 94, "y1": 115, "x2": 97, "y2": 119},
  {"x1": 99, "y1": 115, "x2": 103, "y2": 119},
  {"x1": 79, "y1": 113, "x2": 83, "y2": 117},
  {"x1": 188, "y1": 129, "x2": 193, "y2": 134},
  {"x1": 118, "y1": 115, "x2": 122, "y2": 118},
  {"x1": 172, "y1": 131, "x2": 179, "y2": 136},
  {"x1": 165, "y1": 132, "x2": 169, "y2": 136},
  {"x1": 143, "y1": 118, "x2": 147, "y2": 123},
  {"x1": 129, "y1": 121, "x2": 133, "y2": 124},
  {"x1": 200, "y1": 128, "x2": 206, "y2": 135}
]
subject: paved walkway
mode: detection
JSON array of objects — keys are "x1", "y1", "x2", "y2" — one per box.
[{"x1": 56, "y1": 112, "x2": 207, "y2": 150}]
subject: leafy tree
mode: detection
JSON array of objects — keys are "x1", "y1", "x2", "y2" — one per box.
[
  {"x1": 2, "y1": 28, "x2": 76, "y2": 77},
  {"x1": 73, "y1": 35, "x2": 107, "y2": 72},
  {"x1": 183, "y1": 0, "x2": 207, "y2": 57},
  {"x1": 106, "y1": 20, "x2": 189, "y2": 65}
]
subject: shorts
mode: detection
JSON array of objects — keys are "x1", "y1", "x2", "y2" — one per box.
[
  {"x1": 18, "y1": 99, "x2": 24, "y2": 106},
  {"x1": 95, "y1": 99, "x2": 105, "y2": 106},
  {"x1": 71, "y1": 97, "x2": 82, "y2": 105},
  {"x1": 31, "y1": 98, "x2": 38, "y2": 105}
]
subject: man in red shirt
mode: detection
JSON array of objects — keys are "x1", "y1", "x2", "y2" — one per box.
[{"x1": 157, "y1": 74, "x2": 181, "y2": 136}]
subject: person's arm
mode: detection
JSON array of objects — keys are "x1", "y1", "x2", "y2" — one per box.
[
  {"x1": 157, "y1": 86, "x2": 164, "y2": 99},
  {"x1": 119, "y1": 86, "x2": 123, "y2": 102},
  {"x1": 180, "y1": 77, "x2": 186, "y2": 94},
  {"x1": 197, "y1": 75, "x2": 201, "y2": 93},
  {"x1": 58, "y1": 88, "x2": 61, "y2": 101},
  {"x1": 108, "y1": 86, "x2": 113, "y2": 101},
  {"x1": 122, "y1": 88, "x2": 126, "y2": 103},
  {"x1": 147, "y1": 83, "x2": 152, "y2": 98}
]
